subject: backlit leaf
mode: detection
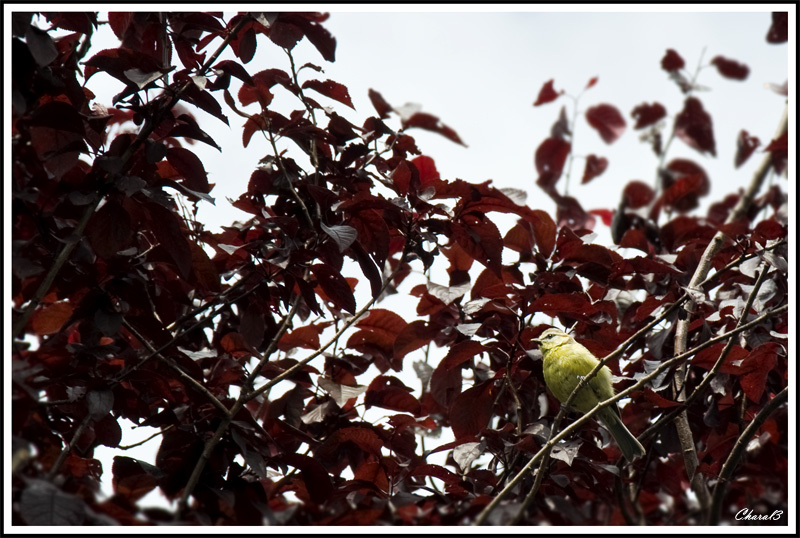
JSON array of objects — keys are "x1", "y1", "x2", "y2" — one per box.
[
  {"x1": 711, "y1": 56, "x2": 749, "y2": 80},
  {"x1": 586, "y1": 104, "x2": 626, "y2": 144},
  {"x1": 674, "y1": 97, "x2": 716, "y2": 156},
  {"x1": 581, "y1": 155, "x2": 608, "y2": 184},
  {"x1": 734, "y1": 130, "x2": 760, "y2": 168},
  {"x1": 533, "y1": 79, "x2": 562, "y2": 106},
  {"x1": 661, "y1": 49, "x2": 685, "y2": 71}
]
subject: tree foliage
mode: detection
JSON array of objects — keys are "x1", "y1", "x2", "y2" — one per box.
[{"x1": 10, "y1": 10, "x2": 789, "y2": 527}]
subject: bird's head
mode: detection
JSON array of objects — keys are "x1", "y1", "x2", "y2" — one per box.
[{"x1": 532, "y1": 328, "x2": 575, "y2": 353}]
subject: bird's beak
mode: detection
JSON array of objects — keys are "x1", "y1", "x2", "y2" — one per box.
[{"x1": 532, "y1": 338, "x2": 541, "y2": 345}]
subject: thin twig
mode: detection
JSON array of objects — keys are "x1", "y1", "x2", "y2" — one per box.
[
  {"x1": 175, "y1": 250, "x2": 408, "y2": 518},
  {"x1": 47, "y1": 415, "x2": 92, "y2": 480},
  {"x1": 472, "y1": 303, "x2": 786, "y2": 525},
  {"x1": 122, "y1": 320, "x2": 230, "y2": 416},
  {"x1": 12, "y1": 14, "x2": 252, "y2": 342},
  {"x1": 671, "y1": 102, "x2": 788, "y2": 507},
  {"x1": 707, "y1": 386, "x2": 788, "y2": 524}
]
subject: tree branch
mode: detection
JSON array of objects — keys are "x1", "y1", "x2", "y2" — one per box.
[
  {"x1": 473, "y1": 303, "x2": 785, "y2": 526},
  {"x1": 175, "y1": 250, "x2": 408, "y2": 519},
  {"x1": 671, "y1": 102, "x2": 788, "y2": 507},
  {"x1": 12, "y1": 14, "x2": 253, "y2": 342},
  {"x1": 707, "y1": 386, "x2": 788, "y2": 524},
  {"x1": 121, "y1": 319, "x2": 231, "y2": 417}
]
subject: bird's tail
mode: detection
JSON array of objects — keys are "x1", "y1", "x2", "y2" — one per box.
[{"x1": 602, "y1": 410, "x2": 645, "y2": 462}]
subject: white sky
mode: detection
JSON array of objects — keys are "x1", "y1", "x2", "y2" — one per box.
[{"x1": 4, "y1": 4, "x2": 795, "y2": 532}]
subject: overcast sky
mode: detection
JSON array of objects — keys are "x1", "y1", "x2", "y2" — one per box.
[
  {"x1": 49, "y1": 6, "x2": 791, "y2": 239},
  {"x1": 189, "y1": 7, "x2": 791, "y2": 239}
]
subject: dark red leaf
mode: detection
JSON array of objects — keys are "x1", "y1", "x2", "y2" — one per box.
[
  {"x1": 533, "y1": 79, "x2": 562, "y2": 106},
  {"x1": 238, "y1": 68, "x2": 292, "y2": 107},
  {"x1": 735, "y1": 130, "x2": 760, "y2": 168},
  {"x1": 25, "y1": 25, "x2": 58, "y2": 67},
  {"x1": 711, "y1": 56, "x2": 749, "y2": 80},
  {"x1": 550, "y1": 106, "x2": 571, "y2": 140},
  {"x1": 612, "y1": 256, "x2": 681, "y2": 276},
  {"x1": 166, "y1": 147, "x2": 209, "y2": 193},
  {"x1": 295, "y1": 17, "x2": 337, "y2": 62},
  {"x1": 534, "y1": 137, "x2": 571, "y2": 193},
  {"x1": 503, "y1": 221, "x2": 534, "y2": 253},
  {"x1": 189, "y1": 241, "x2": 220, "y2": 293},
  {"x1": 302, "y1": 79, "x2": 354, "y2": 109},
  {"x1": 588, "y1": 208, "x2": 614, "y2": 227},
  {"x1": 581, "y1": 155, "x2": 608, "y2": 184},
  {"x1": 237, "y1": 27, "x2": 257, "y2": 63},
  {"x1": 311, "y1": 263, "x2": 356, "y2": 314},
  {"x1": 326, "y1": 427, "x2": 383, "y2": 455},
  {"x1": 45, "y1": 12, "x2": 96, "y2": 35},
  {"x1": 555, "y1": 195, "x2": 595, "y2": 231},
  {"x1": 631, "y1": 102, "x2": 667, "y2": 130},
  {"x1": 30, "y1": 301, "x2": 73, "y2": 335},
  {"x1": 353, "y1": 461, "x2": 390, "y2": 492},
  {"x1": 764, "y1": 132, "x2": 788, "y2": 175},
  {"x1": 452, "y1": 214, "x2": 503, "y2": 277},
  {"x1": 282, "y1": 453, "x2": 334, "y2": 504},
  {"x1": 168, "y1": 114, "x2": 221, "y2": 150},
  {"x1": 28, "y1": 101, "x2": 85, "y2": 135},
  {"x1": 394, "y1": 320, "x2": 442, "y2": 360},
  {"x1": 434, "y1": 341, "x2": 485, "y2": 373},
  {"x1": 391, "y1": 161, "x2": 412, "y2": 195},
  {"x1": 530, "y1": 293, "x2": 599, "y2": 321},
  {"x1": 623, "y1": 181, "x2": 655, "y2": 209},
  {"x1": 365, "y1": 376, "x2": 421, "y2": 415},
  {"x1": 661, "y1": 49, "x2": 685, "y2": 71},
  {"x1": 764, "y1": 131, "x2": 788, "y2": 153},
  {"x1": 661, "y1": 174, "x2": 708, "y2": 213},
  {"x1": 83, "y1": 47, "x2": 162, "y2": 84},
  {"x1": 674, "y1": 97, "x2": 716, "y2": 156},
  {"x1": 403, "y1": 112, "x2": 465, "y2": 146},
  {"x1": 239, "y1": 115, "x2": 261, "y2": 148},
  {"x1": 278, "y1": 323, "x2": 329, "y2": 351},
  {"x1": 641, "y1": 388, "x2": 681, "y2": 409},
  {"x1": 585, "y1": 76, "x2": 599, "y2": 90},
  {"x1": 408, "y1": 463, "x2": 460, "y2": 485},
  {"x1": 767, "y1": 12, "x2": 788, "y2": 43},
  {"x1": 693, "y1": 343, "x2": 748, "y2": 371},
  {"x1": 740, "y1": 343, "x2": 780, "y2": 402},
  {"x1": 530, "y1": 210, "x2": 557, "y2": 256},
  {"x1": 269, "y1": 18, "x2": 304, "y2": 50},
  {"x1": 450, "y1": 380, "x2": 495, "y2": 439},
  {"x1": 658, "y1": 159, "x2": 709, "y2": 214},
  {"x1": 144, "y1": 202, "x2": 192, "y2": 278},
  {"x1": 585, "y1": 104, "x2": 626, "y2": 144},
  {"x1": 112, "y1": 457, "x2": 163, "y2": 502},
  {"x1": 108, "y1": 12, "x2": 135, "y2": 40},
  {"x1": 354, "y1": 308, "x2": 408, "y2": 348},
  {"x1": 181, "y1": 84, "x2": 229, "y2": 125},
  {"x1": 220, "y1": 332, "x2": 253, "y2": 358},
  {"x1": 213, "y1": 59, "x2": 253, "y2": 86},
  {"x1": 368, "y1": 88, "x2": 392, "y2": 119},
  {"x1": 86, "y1": 200, "x2": 133, "y2": 258},
  {"x1": 411, "y1": 155, "x2": 440, "y2": 187},
  {"x1": 429, "y1": 341, "x2": 485, "y2": 408}
]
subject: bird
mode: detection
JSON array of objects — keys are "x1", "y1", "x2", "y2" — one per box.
[{"x1": 533, "y1": 328, "x2": 645, "y2": 462}]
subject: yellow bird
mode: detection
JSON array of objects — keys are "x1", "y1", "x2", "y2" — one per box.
[{"x1": 533, "y1": 328, "x2": 645, "y2": 462}]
